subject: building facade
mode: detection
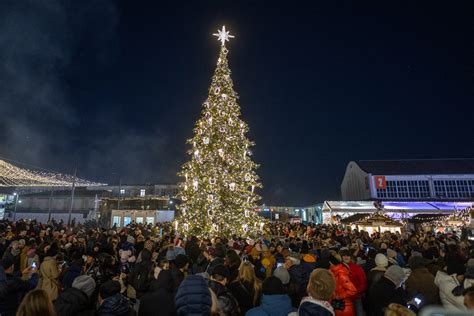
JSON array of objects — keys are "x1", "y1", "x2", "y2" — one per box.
[{"x1": 341, "y1": 159, "x2": 474, "y2": 201}]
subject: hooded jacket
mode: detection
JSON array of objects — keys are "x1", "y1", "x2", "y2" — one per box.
[
  {"x1": 38, "y1": 256, "x2": 61, "y2": 300},
  {"x1": 246, "y1": 294, "x2": 296, "y2": 316},
  {"x1": 434, "y1": 271, "x2": 466, "y2": 310},
  {"x1": 330, "y1": 264, "x2": 357, "y2": 316},
  {"x1": 97, "y1": 293, "x2": 131, "y2": 316}
]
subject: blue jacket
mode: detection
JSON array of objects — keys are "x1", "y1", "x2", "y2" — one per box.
[{"x1": 246, "y1": 294, "x2": 296, "y2": 316}]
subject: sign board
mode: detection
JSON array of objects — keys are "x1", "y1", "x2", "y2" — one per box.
[{"x1": 374, "y1": 176, "x2": 387, "y2": 189}]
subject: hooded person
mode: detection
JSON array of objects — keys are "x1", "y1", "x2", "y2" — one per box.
[
  {"x1": 405, "y1": 256, "x2": 440, "y2": 307},
  {"x1": 246, "y1": 276, "x2": 297, "y2": 316},
  {"x1": 54, "y1": 275, "x2": 96, "y2": 316},
  {"x1": 38, "y1": 243, "x2": 61, "y2": 300},
  {"x1": 368, "y1": 265, "x2": 409, "y2": 316},
  {"x1": 139, "y1": 270, "x2": 176, "y2": 316}
]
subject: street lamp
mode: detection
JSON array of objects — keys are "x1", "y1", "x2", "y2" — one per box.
[{"x1": 13, "y1": 193, "x2": 20, "y2": 221}]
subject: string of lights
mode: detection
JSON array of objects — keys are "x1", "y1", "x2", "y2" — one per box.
[{"x1": 0, "y1": 159, "x2": 103, "y2": 187}]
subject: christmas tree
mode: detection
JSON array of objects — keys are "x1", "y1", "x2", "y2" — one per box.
[{"x1": 176, "y1": 26, "x2": 264, "y2": 238}]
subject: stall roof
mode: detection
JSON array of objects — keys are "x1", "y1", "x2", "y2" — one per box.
[{"x1": 322, "y1": 201, "x2": 472, "y2": 213}]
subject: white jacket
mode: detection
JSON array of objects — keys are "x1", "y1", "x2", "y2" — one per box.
[{"x1": 434, "y1": 271, "x2": 466, "y2": 310}]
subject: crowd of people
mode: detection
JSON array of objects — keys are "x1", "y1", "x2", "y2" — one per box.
[{"x1": 1, "y1": 218, "x2": 474, "y2": 316}]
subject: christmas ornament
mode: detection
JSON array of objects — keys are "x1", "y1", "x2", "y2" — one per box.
[
  {"x1": 229, "y1": 183, "x2": 236, "y2": 191},
  {"x1": 221, "y1": 93, "x2": 228, "y2": 100},
  {"x1": 218, "y1": 148, "x2": 224, "y2": 157},
  {"x1": 193, "y1": 180, "x2": 198, "y2": 191},
  {"x1": 245, "y1": 173, "x2": 251, "y2": 181},
  {"x1": 203, "y1": 137, "x2": 210, "y2": 145},
  {"x1": 214, "y1": 86, "x2": 221, "y2": 94},
  {"x1": 212, "y1": 25, "x2": 234, "y2": 46},
  {"x1": 209, "y1": 178, "x2": 216, "y2": 185}
]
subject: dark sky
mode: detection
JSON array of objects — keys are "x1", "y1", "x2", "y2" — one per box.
[{"x1": 1, "y1": 1, "x2": 473, "y2": 206}]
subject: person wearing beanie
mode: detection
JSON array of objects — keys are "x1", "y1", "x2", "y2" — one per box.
[
  {"x1": 405, "y1": 256, "x2": 440, "y2": 308},
  {"x1": 368, "y1": 253, "x2": 388, "y2": 295},
  {"x1": 171, "y1": 254, "x2": 189, "y2": 292},
  {"x1": 434, "y1": 258, "x2": 467, "y2": 310},
  {"x1": 274, "y1": 266, "x2": 290, "y2": 285},
  {"x1": 329, "y1": 252, "x2": 357, "y2": 316},
  {"x1": 97, "y1": 280, "x2": 131, "y2": 316},
  {"x1": 208, "y1": 264, "x2": 240, "y2": 315},
  {"x1": 299, "y1": 269, "x2": 336, "y2": 316},
  {"x1": 285, "y1": 251, "x2": 306, "y2": 306},
  {"x1": 368, "y1": 265, "x2": 409, "y2": 316},
  {"x1": 246, "y1": 276, "x2": 297, "y2": 316},
  {"x1": 54, "y1": 275, "x2": 96, "y2": 316},
  {"x1": 175, "y1": 275, "x2": 213, "y2": 316},
  {"x1": 38, "y1": 243, "x2": 61, "y2": 300}
]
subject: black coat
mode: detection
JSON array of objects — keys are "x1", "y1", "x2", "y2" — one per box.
[
  {"x1": 139, "y1": 271, "x2": 176, "y2": 316},
  {"x1": 0, "y1": 272, "x2": 38, "y2": 316},
  {"x1": 368, "y1": 277, "x2": 407, "y2": 316},
  {"x1": 228, "y1": 280, "x2": 259, "y2": 315},
  {"x1": 208, "y1": 280, "x2": 240, "y2": 316},
  {"x1": 54, "y1": 287, "x2": 94, "y2": 316},
  {"x1": 97, "y1": 293, "x2": 132, "y2": 316}
]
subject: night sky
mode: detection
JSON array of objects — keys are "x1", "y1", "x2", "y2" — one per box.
[{"x1": 1, "y1": 1, "x2": 473, "y2": 205}]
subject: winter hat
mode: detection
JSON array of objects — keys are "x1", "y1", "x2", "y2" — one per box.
[
  {"x1": 408, "y1": 256, "x2": 431, "y2": 270},
  {"x1": 72, "y1": 275, "x2": 96, "y2": 298},
  {"x1": 99, "y1": 280, "x2": 121, "y2": 299},
  {"x1": 286, "y1": 252, "x2": 300, "y2": 265},
  {"x1": 175, "y1": 254, "x2": 189, "y2": 269},
  {"x1": 127, "y1": 235, "x2": 135, "y2": 244},
  {"x1": 175, "y1": 276, "x2": 212, "y2": 316},
  {"x1": 262, "y1": 276, "x2": 285, "y2": 295},
  {"x1": 211, "y1": 264, "x2": 230, "y2": 279},
  {"x1": 467, "y1": 259, "x2": 474, "y2": 268},
  {"x1": 303, "y1": 254, "x2": 316, "y2": 263},
  {"x1": 387, "y1": 249, "x2": 397, "y2": 259},
  {"x1": 375, "y1": 254, "x2": 389, "y2": 268},
  {"x1": 0, "y1": 257, "x2": 14, "y2": 270},
  {"x1": 384, "y1": 265, "x2": 406, "y2": 286},
  {"x1": 273, "y1": 266, "x2": 290, "y2": 285}
]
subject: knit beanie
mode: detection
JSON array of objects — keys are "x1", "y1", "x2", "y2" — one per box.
[
  {"x1": 384, "y1": 265, "x2": 406, "y2": 286},
  {"x1": 72, "y1": 275, "x2": 96, "y2": 297},
  {"x1": 273, "y1": 266, "x2": 290, "y2": 285},
  {"x1": 375, "y1": 253, "x2": 389, "y2": 268},
  {"x1": 262, "y1": 276, "x2": 285, "y2": 295},
  {"x1": 387, "y1": 248, "x2": 397, "y2": 259}
]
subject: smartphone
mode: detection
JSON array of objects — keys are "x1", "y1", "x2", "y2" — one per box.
[
  {"x1": 277, "y1": 263, "x2": 284, "y2": 268},
  {"x1": 414, "y1": 297, "x2": 422, "y2": 305},
  {"x1": 31, "y1": 262, "x2": 37, "y2": 269}
]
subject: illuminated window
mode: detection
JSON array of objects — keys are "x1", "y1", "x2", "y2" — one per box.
[
  {"x1": 146, "y1": 217, "x2": 154, "y2": 225},
  {"x1": 112, "y1": 216, "x2": 121, "y2": 227},
  {"x1": 124, "y1": 217, "x2": 132, "y2": 226},
  {"x1": 120, "y1": 189, "x2": 125, "y2": 195},
  {"x1": 136, "y1": 217, "x2": 144, "y2": 224},
  {"x1": 140, "y1": 189, "x2": 146, "y2": 197}
]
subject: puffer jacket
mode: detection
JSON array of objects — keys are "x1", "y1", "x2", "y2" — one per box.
[
  {"x1": 246, "y1": 294, "x2": 296, "y2": 316},
  {"x1": 54, "y1": 287, "x2": 94, "y2": 316},
  {"x1": 434, "y1": 271, "x2": 466, "y2": 310},
  {"x1": 330, "y1": 264, "x2": 357, "y2": 316},
  {"x1": 97, "y1": 293, "x2": 132, "y2": 316},
  {"x1": 175, "y1": 275, "x2": 212, "y2": 316}
]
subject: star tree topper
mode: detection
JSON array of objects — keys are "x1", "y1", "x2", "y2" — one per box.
[{"x1": 213, "y1": 25, "x2": 235, "y2": 46}]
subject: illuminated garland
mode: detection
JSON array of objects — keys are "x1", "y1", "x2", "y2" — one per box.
[
  {"x1": 421, "y1": 207, "x2": 472, "y2": 229},
  {"x1": 0, "y1": 159, "x2": 103, "y2": 187}
]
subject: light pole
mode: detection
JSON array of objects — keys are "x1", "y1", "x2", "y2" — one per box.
[{"x1": 13, "y1": 193, "x2": 21, "y2": 221}]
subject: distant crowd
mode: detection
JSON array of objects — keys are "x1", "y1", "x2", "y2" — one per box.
[{"x1": 1, "y1": 218, "x2": 474, "y2": 316}]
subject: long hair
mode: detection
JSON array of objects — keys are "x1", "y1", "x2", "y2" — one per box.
[
  {"x1": 238, "y1": 261, "x2": 261, "y2": 305},
  {"x1": 16, "y1": 289, "x2": 56, "y2": 316}
]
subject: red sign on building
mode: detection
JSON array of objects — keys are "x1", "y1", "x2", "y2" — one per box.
[{"x1": 374, "y1": 176, "x2": 387, "y2": 189}]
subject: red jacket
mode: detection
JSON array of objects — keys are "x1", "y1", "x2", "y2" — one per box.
[
  {"x1": 330, "y1": 264, "x2": 358, "y2": 316},
  {"x1": 347, "y1": 262, "x2": 367, "y2": 297}
]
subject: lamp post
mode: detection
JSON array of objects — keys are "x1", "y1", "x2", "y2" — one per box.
[{"x1": 13, "y1": 193, "x2": 21, "y2": 221}]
